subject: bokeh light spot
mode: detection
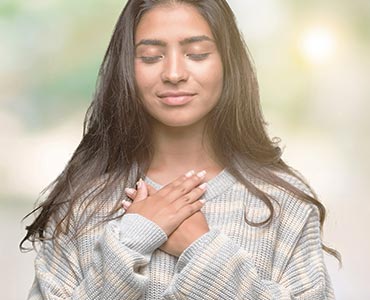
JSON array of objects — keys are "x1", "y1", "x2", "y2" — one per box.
[{"x1": 299, "y1": 26, "x2": 337, "y2": 64}]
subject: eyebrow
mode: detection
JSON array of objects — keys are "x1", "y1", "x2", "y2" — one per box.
[{"x1": 135, "y1": 35, "x2": 214, "y2": 48}]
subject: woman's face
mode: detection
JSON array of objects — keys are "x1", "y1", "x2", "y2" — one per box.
[{"x1": 134, "y1": 4, "x2": 223, "y2": 128}]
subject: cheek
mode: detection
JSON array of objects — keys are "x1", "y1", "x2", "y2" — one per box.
[
  {"x1": 135, "y1": 64, "x2": 155, "y2": 95},
  {"x1": 202, "y1": 61, "x2": 223, "y2": 94},
  {"x1": 194, "y1": 56, "x2": 223, "y2": 83}
]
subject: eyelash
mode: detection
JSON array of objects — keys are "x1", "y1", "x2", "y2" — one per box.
[
  {"x1": 140, "y1": 56, "x2": 164, "y2": 64},
  {"x1": 186, "y1": 53, "x2": 210, "y2": 61},
  {"x1": 139, "y1": 53, "x2": 210, "y2": 64}
]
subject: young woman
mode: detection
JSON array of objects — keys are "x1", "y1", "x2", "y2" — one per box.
[{"x1": 22, "y1": 0, "x2": 339, "y2": 299}]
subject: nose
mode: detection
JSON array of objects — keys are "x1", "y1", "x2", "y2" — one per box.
[{"x1": 161, "y1": 51, "x2": 189, "y2": 84}]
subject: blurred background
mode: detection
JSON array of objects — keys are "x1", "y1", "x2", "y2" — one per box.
[{"x1": 1, "y1": 0, "x2": 369, "y2": 299}]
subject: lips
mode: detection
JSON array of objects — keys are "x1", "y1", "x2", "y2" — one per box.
[{"x1": 157, "y1": 91, "x2": 196, "y2": 106}]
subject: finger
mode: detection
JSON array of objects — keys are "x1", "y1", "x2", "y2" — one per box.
[
  {"x1": 125, "y1": 182, "x2": 153, "y2": 202},
  {"x1": 168, "y1": 170, "x2": 207, "y2": 203},
  {"x1": 177, "y1": 198, "x2": 206, "y2": 220},
  {"x1": 147, "y1": 184, "x2": 157, "y2": 196},
  {"x1": 154, "y1": 170, "x2": 195, "y2": 198},
  {"x1": 126, "y1": 183, "x2": 156, "y2": 196},
  {"x1": 156, "y1": 170, "x2": 207, "y2": 201},
  {"x1": 173, "y1": 182, "x2": 207, "y2": 210},
  {"x1": 134, "y1": 178, "x2": 148, "y2": 202},
  {"x1": 122, "y1": 200, "x2": 132, "y2": 210},
  {"x1": 124, "y1": 188, "x2": 137, "y2": 199}
]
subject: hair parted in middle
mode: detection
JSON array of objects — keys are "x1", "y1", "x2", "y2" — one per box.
[{"x1": 22, "y1": 0, "x2": 340, "y2": 262}]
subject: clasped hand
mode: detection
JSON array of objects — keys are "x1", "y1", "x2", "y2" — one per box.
[{"x1": 123, "y1": 170, "x2": 210, "y2": 257}]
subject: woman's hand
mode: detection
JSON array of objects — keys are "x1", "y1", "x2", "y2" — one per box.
[
  {"x1": 123, "y1": 170, "x2": 208, "y2": 238},
  {"x1": 159, "y1": 211, "x2": 209, "y2": 257},
  {"x1": 123, "y1": 171, "x2": 210, "y2": 257}
]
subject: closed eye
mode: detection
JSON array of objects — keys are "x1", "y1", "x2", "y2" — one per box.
[
  {"x1": 186, "y1": 53, "x2": 210, "y2": 61},
  {"x1": 139, "y1": 55, "x2": 164, "y2": 64}
]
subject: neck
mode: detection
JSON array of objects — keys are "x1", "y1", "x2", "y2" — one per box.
[{"x1": 148, "y1": 121, "x2": 223, "y2": 179}]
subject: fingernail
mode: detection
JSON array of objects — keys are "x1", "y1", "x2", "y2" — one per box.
[
  {"x1": 125, "y1": 188, "x2": 136, "y2": 195},
  {"x1": 185, "y1": 170, "x2": 195, "y2": 178},
  {"x1": 198, "y1": 182, "x2": 207, "y2": 190},
  {"x1": 196, "y1": 170, "x2": 207, "y2": 178},
  {"x1": 122, "y1": 200, "x2": 132, "y2": 209},
  {"x1": 199, "y1": 199, "x2": 206, "y2": 204},
  {"x1": 136, "y1": 178, "x2": 143, "y2": 188}
]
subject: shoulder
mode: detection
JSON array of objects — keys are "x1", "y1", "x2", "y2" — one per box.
[
  {"x1": 274, "y1": 170, "x2": 318, "y2": 218},
  {"x1": 268, "y1": 171, "x2": 321, "y2": 241},
  {"x1": 244, "y1": 169, "x2": 318, "y2": 228},
  {"x1": 72, "y1": 174, "x2": 128, "y2": 228},
  {"x1": 45, "y1": 173, "x2": 127, "y2": 238}
]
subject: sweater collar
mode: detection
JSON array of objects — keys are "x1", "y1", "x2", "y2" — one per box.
[{"x1": 144, "y1": 168, "x2": 237, "y2": 201}]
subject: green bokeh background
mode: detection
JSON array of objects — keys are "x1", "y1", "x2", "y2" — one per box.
[{"x1": 1, "y1": 1, "x2": 369, "y2": 299}]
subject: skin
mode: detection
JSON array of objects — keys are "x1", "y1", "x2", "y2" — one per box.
[
  {"x1": 124, "y1": 173, "x2": 208, "y2": 257},
  {"x1": 134, "y1": 3, "x2": 223, "y2": 130},
  {"x1": 134, "y1": 3, "x2": 224, "y2": 183},
  {"x1": 126, "y1": 3, "x2": 224, "y2": 257}
]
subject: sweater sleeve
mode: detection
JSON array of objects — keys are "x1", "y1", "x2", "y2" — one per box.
[
  {"x1": 28, "y1": 213, "x2": 167, "y2": 300},
  {"x1": 162, "y1": 206, "x2": 335, "y2": 300}
]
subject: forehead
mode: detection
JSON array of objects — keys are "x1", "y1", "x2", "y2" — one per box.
[{"x1": 135, "y1": 4, "x2": 214, "y2": 42}]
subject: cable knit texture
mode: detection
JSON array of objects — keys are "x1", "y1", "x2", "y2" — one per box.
[{"x1": 28, "y1": 169, "x2": 335, "y2": 299}]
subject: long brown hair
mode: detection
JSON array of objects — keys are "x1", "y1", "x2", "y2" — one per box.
[{"x1": 20, "y1": 0, "x2": 340, "y2": 262}]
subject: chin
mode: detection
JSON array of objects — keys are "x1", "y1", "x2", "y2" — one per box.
[
  {"x1": 148, "y1": 108, "x2": 210, "y2": 129},
  {"x1": 154, "y1": 116, "x2": 205, "y2": 128},
  {"x1": 161, "y1": 120, "x2": 197, "y2": 128}
]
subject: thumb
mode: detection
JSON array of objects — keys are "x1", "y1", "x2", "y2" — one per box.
[
  {"x1": 147, "y1": 184, "x2": 157, "y2": 196},
  {"x1": 134, "y1": 178, "x2": 148, "y2": 202}
]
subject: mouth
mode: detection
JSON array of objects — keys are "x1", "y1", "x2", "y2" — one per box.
[{"x1": 157, "y1": 91, "x2": 197, "y2": 106}]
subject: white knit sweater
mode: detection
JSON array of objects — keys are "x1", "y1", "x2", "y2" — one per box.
[{"x1": 28, "y1": 169, "x2": 335, "y2": 299}]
